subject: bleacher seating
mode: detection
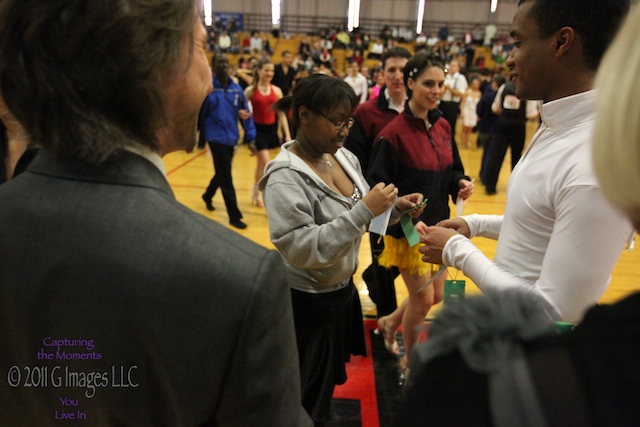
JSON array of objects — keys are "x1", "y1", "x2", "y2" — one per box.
[{"x1": 206, "y1": 28, "x2": 503, "y2": 76}]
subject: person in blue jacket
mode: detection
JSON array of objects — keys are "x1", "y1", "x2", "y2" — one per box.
[{"x1": 200, "y1": 53, "x2": 256, "y2": 229}]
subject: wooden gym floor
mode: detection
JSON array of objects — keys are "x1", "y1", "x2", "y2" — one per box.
[{"x1": 164, "y1": 121, "x2": 640, "y2": 319}]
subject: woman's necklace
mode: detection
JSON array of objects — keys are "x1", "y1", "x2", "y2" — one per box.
[
  {"x1": 258, "y1": 82, "x2": 271, "y2": 95},
  {"x1": 295, "y1": 139, "x2": 333, "y2": 167}
]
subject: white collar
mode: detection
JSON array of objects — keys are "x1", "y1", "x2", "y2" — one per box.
[
  {"x1": 539, "y1": 90, "x2": 595, "y2": 130},
  {"x1": 384, "y1": 88, "x2": 406, "y2": 113},
  {"x1": 124, "y1": 144, "x2": 166, "y2": 176}
]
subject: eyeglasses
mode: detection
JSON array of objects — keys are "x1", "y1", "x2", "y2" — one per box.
[{"x1": 316, "y1": 111, "x2": 355, "y2": 130}]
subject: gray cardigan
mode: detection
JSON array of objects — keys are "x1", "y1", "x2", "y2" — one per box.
[{"x1": 260, "y1": 142, "x2": 375, "y2": 293}]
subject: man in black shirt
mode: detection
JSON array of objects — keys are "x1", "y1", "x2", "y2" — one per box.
[{"x1": 273, "y1": 50, "x2": 296, "y2": 96}]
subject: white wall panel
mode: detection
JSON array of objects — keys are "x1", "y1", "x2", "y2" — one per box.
[
  {"x1": 494, "y1": 2, "x2": 519, "y2": 25},
  {"x1": 281, "y1": 0, "x2": 349, "y2": 17},
  {"x1": 213, "y1": 0, "x2": 269, "y2": 14},
  {"x1": 212, "y1": 0, "x2": 519, "y2": 26},
  {"x1": 362, "y1": 0, "x2": 416, "y2": 22},
  {"x1": 283, "y1": 0, "x2": 312, "y2": 16},
  {"x1": 424, "y1": 1, "x2": 516, "y2": 23}
]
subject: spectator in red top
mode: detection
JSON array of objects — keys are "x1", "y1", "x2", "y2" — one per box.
[{"x1": 245, "y1": 58, "x2": 291, "y2": 207}]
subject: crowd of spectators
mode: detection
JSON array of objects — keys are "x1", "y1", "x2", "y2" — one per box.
[{"x1": 204, "y1": 20, "x2": 516, "y2": 109}]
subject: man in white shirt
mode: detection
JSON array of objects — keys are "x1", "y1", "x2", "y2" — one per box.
[
  {"x1": 439, "y1": 59, "x2": 468, "y2": 141},
  {"x1": 249, "y1": 30, "x2": 263, "y2": 53},
  {"x1": 484, "y1": 23, "x2": 497, "y2": 46},
  {"x1": 368, "y1": 40, "x2": 384, "y2": 59},
  {"x1": 418, "y1": 0, "x2": 632, "y2": 324},
  {"x1": 217, "y1": 30, "x2": 232, "y2": 53},
  {"x1": 343, "y1": 61, "x2": 369, "y2": 104},
  {"x1": 415, "y1": 32, "x2": 427, "y2": 52},
  {"x1": 427, "y1": 34, "x2": 439, "y2": 49}
]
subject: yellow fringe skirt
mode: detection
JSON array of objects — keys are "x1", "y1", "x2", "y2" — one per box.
[{"x1": 378, "y1": 235, "x2": 438, "y2": 276}]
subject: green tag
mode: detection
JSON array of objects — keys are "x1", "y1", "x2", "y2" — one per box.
[
  {"x1": 444, "y1": 280, "x2": 465, "y2": 305},
  {"x1": 403, "y1": 199, "x2": 427, "y2": 214},
  {"x1": 553, "y1": 322, "x2": 574, "y2": 334},
  {"x1": 400, "y1": 214, "x2": 420, "y2": 247}
]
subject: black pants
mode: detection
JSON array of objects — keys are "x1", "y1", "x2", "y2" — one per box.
[
  {"x1": 477, "y1": 131, "x2": 495, "y2": 183},
  {"x1": 483, "y1": 123, "x2": 525, "y2": 192},
  {"x1": 204, "y1": 142, "x2": 242, "y2": 222},
  {"x1": 362, "y1": 233, "x2": 398, "y2": 317},
  {"x1": 439, "y1": 101, "x2": 461, "y2": 138}
]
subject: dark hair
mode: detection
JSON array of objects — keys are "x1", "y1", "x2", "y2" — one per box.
[
  {"x1": 518, "y1": 0, "x2": 630, "y2": 70},
  {"x1": 0, "y1": 0, "x2": 195, "y2": 164},
  {"x1": 381, "y1": 46, "x2": 412, "y2": 69},
  {"x1": 493, "y1": 74, "x2": 507, "y2": 87},
  {"x1": 273, "y1": 74, "x2": 358, "y2": 130},
  {"x1": 403, "y1": 52, "x2": 445, "y2": 98}
]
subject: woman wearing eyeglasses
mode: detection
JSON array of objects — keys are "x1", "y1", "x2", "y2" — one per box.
[
  {"x1": 259, "y1": 73, "x2": 424, "y2": 426},
  {"x1": 367, "y1": 52, "x2": 474, "y2": 375}
]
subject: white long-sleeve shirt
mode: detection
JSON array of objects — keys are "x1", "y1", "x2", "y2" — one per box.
[
  {"x1": 344, "y1": 73, "x2": 369, "y2": 104},
  {"x1": 443, "y1": 91, "x2": 633, "y2": 323}
]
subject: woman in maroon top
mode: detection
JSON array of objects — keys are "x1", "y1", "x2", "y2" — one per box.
[
  {"x1": 245, "y1": 58, "x2": 291, "y2": 207},
  {"x1": 368, "y1": 52, "x2": 474, "y2": 373}
]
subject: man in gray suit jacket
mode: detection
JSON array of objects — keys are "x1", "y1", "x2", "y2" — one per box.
[{"x1": 0, "y1": 1, "x2": 312, "y2": 426}]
